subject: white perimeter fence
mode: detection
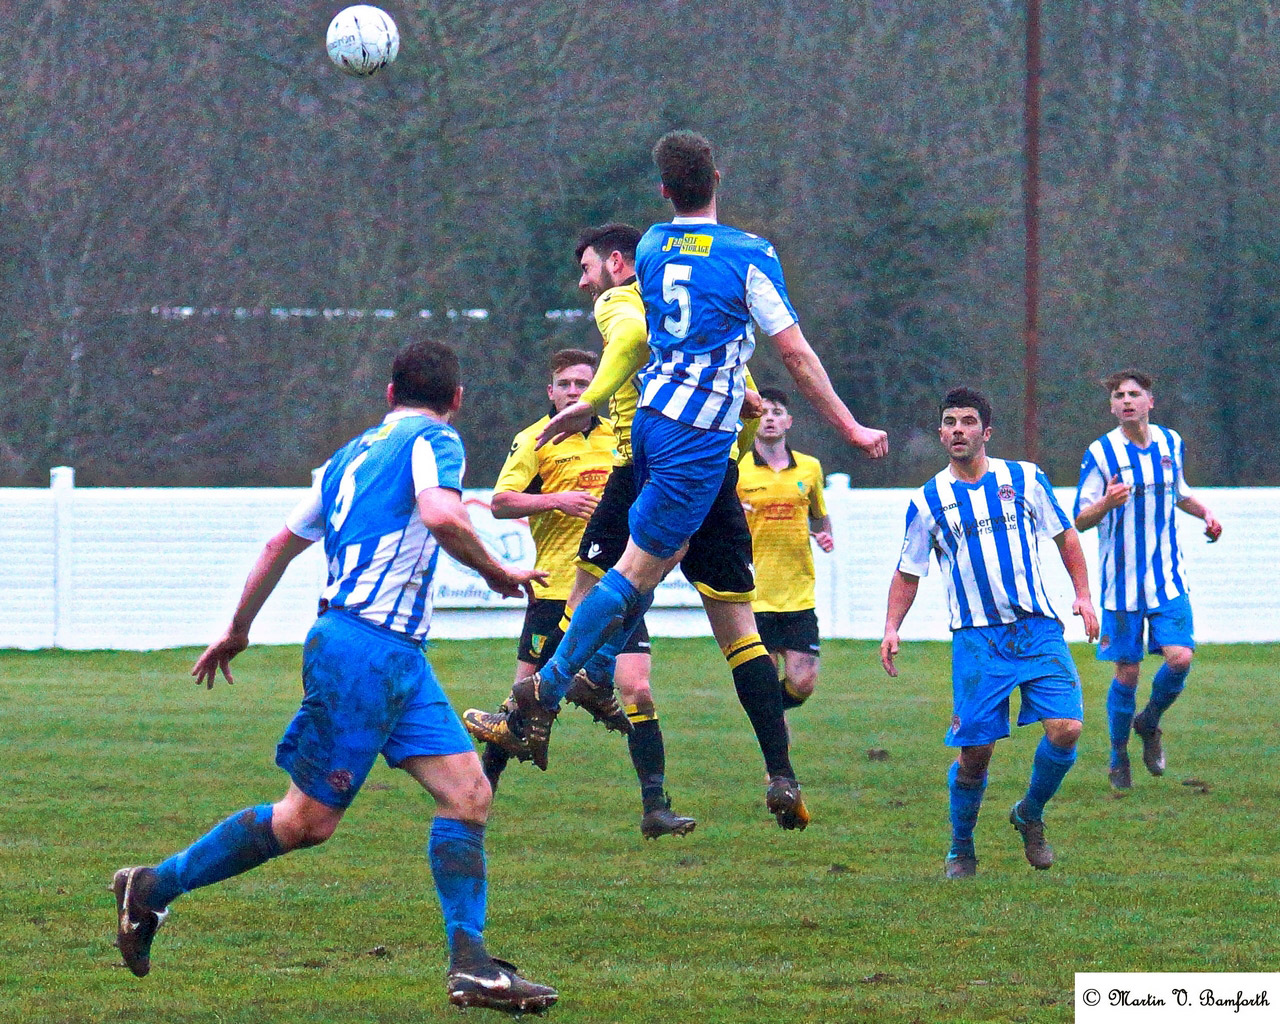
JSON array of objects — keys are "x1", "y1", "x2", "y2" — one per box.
[{"x1": 1, "y1": 470, "x2": 1276, "y2": 650}]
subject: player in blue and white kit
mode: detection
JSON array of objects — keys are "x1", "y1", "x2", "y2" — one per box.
[
  {"x1": 881, "y1": 387, "x2": 1099, "y2": 879},
  {"x1": 1074, "y1": 369, "x2": 1222, "y2": 791},
  {"x1": 109, "y1": 342, "x2": 558, "y2": 1014},
  {"x1": 510, "y1": 131, "x2": 887, "y2": 829}
]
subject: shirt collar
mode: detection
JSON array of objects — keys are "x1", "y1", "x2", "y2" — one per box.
[
  {"x1": 752, "y1": 443, "x2": 797, "y2": 469},
  {"x1": 384, "y1": 408, "x2": 432, "y2": 424},
  {"x1": 547, "y1": 405, "x2": 600, "y2": 436},
  {"x1": 672, "y1": 215, "x2": 717, "y2": 225}
]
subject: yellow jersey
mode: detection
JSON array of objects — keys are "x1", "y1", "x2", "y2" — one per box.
[
  {"x1": 494, "y1": 415, "x2": 615, "y2": 600},
  {"x1": 737, "y1": 446, "x2": 828, "y2": 613},
  {"x1": 585, "y1": 281, "x2": 646, "y2": 466}
]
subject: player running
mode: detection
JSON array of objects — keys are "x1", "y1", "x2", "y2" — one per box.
[
  {"x1": 490, "y1": 131, "x2": 886, "y2": 829},
  {"x1": 110, "y1": 342, "x2": 557, "y2": 1014},
  {"x1": 737, "y1": 387, "x2": 833, "y2": 713},
  {"x1": 1073, "y1": 369, "x2": 1222, "y2": 790},
  {"x1": 880, "y1": 387, "x2": 1099, "y2": 879}
]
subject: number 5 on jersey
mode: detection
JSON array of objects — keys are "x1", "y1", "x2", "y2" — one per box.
[{"x1": 662, "y1": 263, "x2": 692, "y2": 339}]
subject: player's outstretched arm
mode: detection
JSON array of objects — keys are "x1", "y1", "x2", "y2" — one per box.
[
  {"x1": 1053, "y1": 528, "x2": 1100, "y2": 641},
  {"x1": 768, "y1": 324, "x2": 888, "y2": 458},
  {"x1": 418, "y1": 487, "x2": 549, "y2": 599},
  {"x1": 880, "y1": 570, "x2": 920, "y2": 676},
  {"x1": 491, "y1": 488, "x2": 599, "y2": 521},
  {"x1": 192, "y1": 527, "x2": 314, "y2": 689}
]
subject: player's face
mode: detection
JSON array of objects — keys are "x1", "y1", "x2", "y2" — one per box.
[
  {"x1": 578, "y1": 246, "x2": 616, "y2": 300},
  {"x1": 548, "y1": 364, "x2": 595, "y2": 412},
  {"x1": 757, "y1": 400, "x2": 792, "y2": 441},
  {"x1": 939, "y1": 407, "x2": 990, "y2": 463},
  {"x1": 1110, "y1": 380, "x2": 1153, "y2": 424}
]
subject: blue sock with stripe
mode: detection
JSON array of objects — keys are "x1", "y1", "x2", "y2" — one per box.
[
  {"x1": 582, "y1": 588, "x2": 654, "y2": 684},
  {"x1": 1020, "y1": 737, "x2": 1077, "y2": 821},
  {"x1": 428, "y1": 818, "x2": 488, "y2": 968},
  {"x1": 947, "y1": 760, "x2": 987, "y2": 857},
  {"x1": 1142, "y1": 662, "x2": 1188, "y2": 725},
  {"x1": 1106, "y1": 679, "x2": 1136, "y2": 768},
  {"x1": 539, "y1": 569, "x2": 640, "y2": 703},
  {"x1": 148, "y1": 804, "x2": 284, "y2": 910}
]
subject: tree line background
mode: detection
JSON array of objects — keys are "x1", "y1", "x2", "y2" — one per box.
[{"x1": 2, "y1": 0, "x2": 1276, "y2": 489}]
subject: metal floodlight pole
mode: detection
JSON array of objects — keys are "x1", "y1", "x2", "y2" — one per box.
[{"x1": 1023, "y1": 0, "x2": 1042, "y2": 463}]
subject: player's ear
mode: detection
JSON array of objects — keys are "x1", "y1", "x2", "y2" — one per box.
[
  {"x1": 450, "y1": 386, "x2": 464, "y2": 414},
  {"x1": 982, "y1": 425, "x2": 992, "y2": 441},
  {"x1": 386, "y1": 381, "x2": 396, "y2": 408}
]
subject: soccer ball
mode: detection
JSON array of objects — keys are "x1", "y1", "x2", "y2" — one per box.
[{"x1": 326, "y1": 5, "x2": 400, "y2": 77}]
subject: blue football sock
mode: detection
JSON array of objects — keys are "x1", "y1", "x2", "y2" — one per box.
[
  {"x1": 582, "y1": 588, "x2": 654, "y2": 684},
  {"x1": 1020, "y1": 736, "x2": 1077, "y2": 821},
  {"x1": 1143, "y1": 662, "x2": 1189, "y2": 724},
  {"x1": 149, "y1": 804, "x2": 284, "y2": 910},
  {"x1": 1106, "y1": 678, "x2": 1137, "y2": 762},
  {"x1": 539, "y1": 569, "x2": 640, "y2": 703},
  {"x1": 428, "y1": 818, "x2": 488, "y2": 967},
  {"x1": 947, "y1": 760, "x2": 987, "y2": 856}
]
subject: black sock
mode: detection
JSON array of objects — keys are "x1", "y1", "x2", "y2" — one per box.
[
  {"x1": 780, "y1": 674, "x2": 807, "y2": 711},
  {"x1": 725, "y1": 634, "x2": 795, "y2": 779},
  {"x1": 627, "y1": 714, "x2": 666, "y2": 809},
  {"x1": 481, "y1": 742, "x2": 510, "y2": 794}
]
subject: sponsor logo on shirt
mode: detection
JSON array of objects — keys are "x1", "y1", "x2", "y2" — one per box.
[
  {"x1": 578, "y1": 468, "x2": 609, "y2": 490},
  {"x1": 661, "y1": 233, "x2": 714, "y2": 257},
  {"x1": 764, "y1": 502, "x2": 798, "y2": 521}
]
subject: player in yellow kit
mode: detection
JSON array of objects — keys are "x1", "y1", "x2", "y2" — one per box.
[{"x1": 738, "y1": 388, "x2": 833, "y2": 712}]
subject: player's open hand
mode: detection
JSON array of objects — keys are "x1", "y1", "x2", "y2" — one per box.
[
  {"x1": 879, "y1": 630, "x2": 901, "y2": 676},
  {"x1": 558, "y1": 491, "x2": 600, "y2": 520},
  {"x1": 192, "y1": 627, "x2": 250, "y2": 689},
  {"x1": 1072, "y1": 598, "x2": 1100, "y2": 642},
  {"x1": 851, "y1": 424, "x2": 889, "y2": 459},
  {"x1": 486, "y1": 566, "x2": 550, "y2": 601},
  {"x1": 1204, "y1": 514, "x2": 1223, "y2": 542},
  {"x1": 811, "y1": 530, "x2": 834, "y2": 553},
  {"x1": 537, "y1": 401, "x2": 595, "y2": 447}
]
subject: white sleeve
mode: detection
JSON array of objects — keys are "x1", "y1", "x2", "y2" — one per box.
[
  {"x1": 412, "y1": 433, "x2": 466, "y2": 495},
  {"x1": 896, "y1": 501, "x2": 933, "y2": 577},
  {"x1": 285, "y1": 464, "x2": 327, "y2": 542},
  {"x1": 745, "y1": 263, "x2": 799, "y2": 336}
]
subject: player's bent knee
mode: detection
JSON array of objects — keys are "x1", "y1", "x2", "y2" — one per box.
[
  {"x1": 1165, "y1": 647, "x2": 1193, "y2": 674},
  {"x1": 273, "y1": 807, "x2": 341, "y2": 850},
  {"x1": 1115, "y1": 662, "x2": 1141, "y2": 687},
  {"x1": 1044, "y1": 718, "x2": 1082, "y2": 749}
]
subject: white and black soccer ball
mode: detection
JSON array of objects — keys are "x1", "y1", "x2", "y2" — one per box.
[{"x1": 326, "y1": 5, "x2": 400, "y2": 77}]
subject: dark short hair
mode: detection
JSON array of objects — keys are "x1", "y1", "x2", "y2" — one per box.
[
  {"x1": 652, "y1": 130, "x2": 716, "y2": 213},
  {"x1": 574, "y1": 223, "x2": 642, "y2": 264},
  {"x1": 391, "y1": 340, "x2": 460, "y2": 412},
  {"x1": 550, "y1": 348, "x2": 598, "y2": 376},
  {"x1": 758, "y1": 387, "x2": 790, "y2": 408},
  {"x1": 1101, "y1": 368, "x2": 1154, "y2": 394},
  {"x1": 940, "y1": 386, "x2": 992, "y2": 429}
]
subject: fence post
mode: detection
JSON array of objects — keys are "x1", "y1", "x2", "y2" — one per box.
[
  {"x1": 50, "y1": 467, "x2": 75, "y2": 649},
  {"x1": 821, "y1": 473, "x2": 853, "y2": 638}
]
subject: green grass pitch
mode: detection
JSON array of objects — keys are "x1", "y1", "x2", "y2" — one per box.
[{"x1": 2, "y1": 639, "x2": 1276, "y2": 1023}]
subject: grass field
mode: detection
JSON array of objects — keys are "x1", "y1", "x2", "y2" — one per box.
[{"x1": 2, "y1": 638, "x2": 1277, "y2": 1023}]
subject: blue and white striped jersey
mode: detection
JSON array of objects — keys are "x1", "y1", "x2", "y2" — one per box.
[
  {"x1": 1074, "y1": 425, "x2": 1189, "y2": 612},
  {"x1": 898, "y1": 458, "x2": 1073, "y2": 630},
  {"x1": 635, "y1": 217, "x2": 797, "y2": 433},
  {"x1": 286, "y1": 409, "x2": 466, "y2": 642}
]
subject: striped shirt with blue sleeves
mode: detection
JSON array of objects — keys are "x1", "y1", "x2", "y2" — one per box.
[
  {"x1": 286, "y1": 409, "x2": 466, "y2": 643},
  {"x1": 635, "y1": 217, "x2": 797, "y2": 433},
  {"x1": 898, "y1": 458, "x2": 1073, "y2": 631},
  {"x1": 1074, "y1": 425, "x2": 1189, "y2": 612}
]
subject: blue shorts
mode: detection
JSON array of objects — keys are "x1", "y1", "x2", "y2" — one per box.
[
  {"x1": 276, "y1": 611, "x2": 473, "y2": 808},
  {"x1": 948, "y1": 617, "x2": 1083, "y2": 747},
  {"x1": 1098, "y1": 594, "x2": 1195, "y2": 663},
  {"x1": 629, "y1": 407, "x2": 735, "y2": 558}
]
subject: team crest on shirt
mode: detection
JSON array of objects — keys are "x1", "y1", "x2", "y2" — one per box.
[
  {"x1": 1161, "y1": 456, "x2": 1174, "y2": 470},
  {"x1": 327, "y1": 769, "x2": 354, "y2": 794},
  {"x1": 998, "y1": 484, "x2": 1016, "y2": 502},
  {"x1": 1099, "y1": 635, "x2": 1110, "y2": 650},
  {"x1": 951, "y1": 714, "x2": 962, "y2": 731}
]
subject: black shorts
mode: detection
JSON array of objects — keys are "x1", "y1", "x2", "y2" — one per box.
[
  {"x1": 517, "y1": 598, "x2": 650, "y2": 665},
  {"x1": 577, "y1": 460, "x2": 754, "y2": 601},
  {"x1": 755, "y1": 609, "x2": 821, "y2": 655}
]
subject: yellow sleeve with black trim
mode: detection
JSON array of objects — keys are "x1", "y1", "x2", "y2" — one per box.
[
  {"x1": 583, "y1": 287, "x2": 648, "y2": 408},
  {"x1": 493, "y1": 418, "x2": 547, "y2": 494},
  {"x1": 805, "y1": 455, "x2": 828, "y2": 518}
]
